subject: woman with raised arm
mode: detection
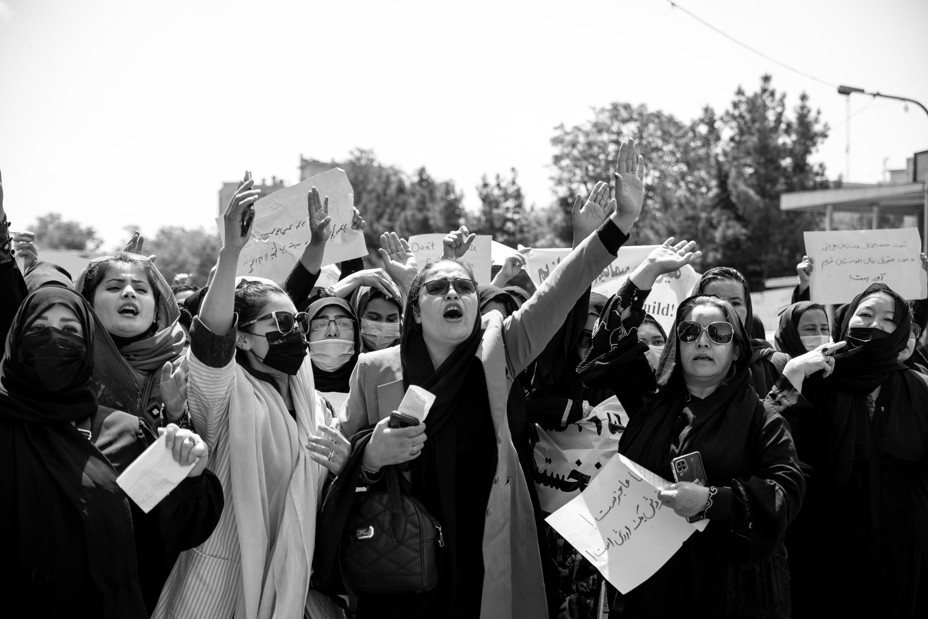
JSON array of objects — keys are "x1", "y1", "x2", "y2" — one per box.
[
  {"x1": 768, "y1": 282, "x2": 928, "y2": 618},
  {"x1": 315, "y1": 141, "x2": 646, "y2": 619},
  {"x1": 153, "y1": 173, "x2": 349, "y2": 619}
]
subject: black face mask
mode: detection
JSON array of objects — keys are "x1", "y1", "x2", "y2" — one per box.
[
  {"x1": 255, "y1": 330, "x2": 307, "y2": 375},
  {"x1": 18, "y1": 327, "x2": 88, "y2": 392}
]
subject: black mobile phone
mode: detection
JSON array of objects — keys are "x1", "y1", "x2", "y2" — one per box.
[
  {"x1": 241, "y1": 206, "x2": 255, "y2": 236},
  {"x1": 671, "y1": 451, "x2": 707, "y2": 486},
  {"x1": 388, "y1": 412, "x2": 420, "y2": 429}
]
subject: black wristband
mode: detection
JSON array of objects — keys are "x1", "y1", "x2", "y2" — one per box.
[{"x1": 595, "y1": 219, "x2": 629, "y2": 256}]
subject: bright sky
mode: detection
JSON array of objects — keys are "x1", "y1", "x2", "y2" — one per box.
[{"x1": 1, "y1": 0, "x2": 926, "y2": 251}]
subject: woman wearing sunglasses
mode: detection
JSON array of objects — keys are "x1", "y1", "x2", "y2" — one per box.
[
  {"x1": 579, "y1": 251, "x2": 804, "y2": 617},
  {"x1": 153, "y1": 174, "x2": 349, "y2": 619},
  {"x1": 314, "y1": 141, "x2": 646, "y2": 619},
  {"x1": 768, "y1": 282, "x2": 928, "y2": 618}
]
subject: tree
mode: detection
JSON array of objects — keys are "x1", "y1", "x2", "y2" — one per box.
[
  {"x1": 547, "y1": 76, "x2": 830, "y2": 280},
  {"x1": 144, "y1": 226, "x2": 221, "y2": 288},
  {"x1": 476, "y1": 169, "x2": 529, "y2": 247},
  {"x1": 31, "y1": 213, "x2": 102, "y2": 252},
  {"x1": 721, "y1": 75, "x2": 829, "y2": 278}
]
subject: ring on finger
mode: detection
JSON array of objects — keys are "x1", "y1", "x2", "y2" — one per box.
[{"x1": 326, "y1": 449, "x2": 334, "y2": 462}]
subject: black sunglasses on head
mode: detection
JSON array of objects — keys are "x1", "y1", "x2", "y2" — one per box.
[
  {"x1": 422, "y1": 277, "x2": 477, "y2": 296},
  {"x1": 676, "y1": 320, "x2": 734, "y2": 345}
]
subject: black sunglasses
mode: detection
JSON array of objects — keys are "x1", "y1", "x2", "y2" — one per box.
[
  {"x1": 241, "y1": 310, "x2": 311, "y2": 335},
  {"x1": 422, "y1": 277, "x2": 477, "y2": 296},
  {"x1": 676, "y1": 320, "x2": 734, "y2": 345}
]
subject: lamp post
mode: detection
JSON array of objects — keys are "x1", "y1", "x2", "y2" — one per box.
[{"x1": 837, "y1": 85, "x2": 928, "y2": 119}]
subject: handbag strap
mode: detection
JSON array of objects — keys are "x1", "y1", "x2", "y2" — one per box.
[{"x1": 384, "y1": 466, "x2": 408, "y2": 541}]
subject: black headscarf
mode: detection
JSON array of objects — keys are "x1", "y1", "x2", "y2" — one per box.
[
  {"x1": 805, "y1": 283, "x2": 911, "y2": 487},
  {"x1": 307, "y1": 296, "x2": 361, "y2": 393},
  {"x1": 775, "y1": 301, "x2": 827, "y2": 358},
  {"x1": 0, "y1": 287, "x2": 146, "y2": 618},
  {"x1": 477, "y1": 284, "x2": 519, "y2": 316},
  {"x1": 400, "y1": 264, "x2": 485, "y2": 609}
]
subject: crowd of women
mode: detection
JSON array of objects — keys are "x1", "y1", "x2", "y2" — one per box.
[{"x1": 1, "y1": 142, "x2": 926, "y2": 619}]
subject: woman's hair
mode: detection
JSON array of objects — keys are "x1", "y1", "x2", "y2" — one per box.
[
  {"x1": 234, "y1": 279, "x2": 286, "y2": 325},
  {"x1": 695, "y1": 266, "x2": 749, "y2": 295},
  {"x1": 671, "y1": 295, "x2": 751, "y2": 375},
  {"x1": 79, "y1": 252, "x2": 162, "y2": 307},
  {"x1": 171, "y1": 283, "x2": 199, "y2": 295},
  {"x1": 406, "y1": 258, "x2": 476, "y2": 318}
]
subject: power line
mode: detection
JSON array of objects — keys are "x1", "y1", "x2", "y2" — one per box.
[{"x1": 663, "y1": 0, "x2": 838, "y2": 89}]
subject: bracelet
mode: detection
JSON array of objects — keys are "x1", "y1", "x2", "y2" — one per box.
[{"x1": 704, "y1": 485, "x2": 718, "y2": 514}]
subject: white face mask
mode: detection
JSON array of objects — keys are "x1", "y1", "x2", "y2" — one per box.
[
  {"x1": 360, "y1": 319, "x2": 401, "y2": 350},
  {"x1": 309, "y1": 339, "x2": 355, "y2": 372},
  {"x1": 645, "y1": 345, "x2": 665, "y2": 371},
  {"x1": 800, "y1": 334, "x2": 832, "y2": 352}
]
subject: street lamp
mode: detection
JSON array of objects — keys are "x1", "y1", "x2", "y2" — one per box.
[{"x1": 837, "y1": 84, "x2": 928, "y2": 119}]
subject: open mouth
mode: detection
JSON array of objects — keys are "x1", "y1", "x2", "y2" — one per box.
[
  {"x1": 443, "y1": 304, "x2": 463, "y2": 320},
  {"x1": 693, "y1": 354, "x2": 713, "y2": 361},
  {"x1": 118, "y1": 304, "x2": 139, "y2": 317}
]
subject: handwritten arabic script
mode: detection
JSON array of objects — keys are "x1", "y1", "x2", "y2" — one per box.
[
  {"x1": 546, "y1": 454, "x2": 704, "y2": 594},
  {"x1": 804, "y1": 228, "x2": 927, "y2": 305}
]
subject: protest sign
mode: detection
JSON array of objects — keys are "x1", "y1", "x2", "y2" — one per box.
[
  {"x1": 804, "y1": 228, "x2": 927, "y2": 304},
  {"x1": 545, "y1": 453, "x2": 705, "y2": 594},
  {"x1": 523, "y1": 247, "x2": 699, "y2": 335},
  {"x1": 533, "y1": 396, "x2": 627, "y2": 514},
  {"x1": 219, "y1": 168, "x2": 367, "y2": 283},
  {"x1": 117, "y1": 433, "x2": 197, "y2": 513},
  {"x1": 407, "y1": 233, "x2": 493, "y2": 283}
]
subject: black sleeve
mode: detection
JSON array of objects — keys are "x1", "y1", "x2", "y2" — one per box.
[
  {"x1": 525, "y1": 391, "x2": 584, "y2": 430},
  {"x1": 338, "y1": 257, "x2": 364, "y2": 280},
  {"x1": 283, "y1": 260, "x2": 321, "y2": 309},
  {"x1": 791, "y1": 284, "x2": 810, "y2": 304},
  {"x1": 155, "y1": 471, "x2": 225, "y2": 554},
  {"x1": 0, "y1": 260, "x2": 28, "y2": 345}
]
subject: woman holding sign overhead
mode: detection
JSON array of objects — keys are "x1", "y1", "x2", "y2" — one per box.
[
  {"x1": 579, "y1": 253, "x2": 804, "y2": 617},
  {"x1": 768, "y1": 282, "x2": 928, "y2": 618},
  {"x1": 314, "y1": 141, "x2": 647, "y2": 619}
]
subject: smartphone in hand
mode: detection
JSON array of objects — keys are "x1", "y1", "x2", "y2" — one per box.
[
  {"x1": 671, "y1": 451, "x2": 707, "y2": 486},
  {"x1": 388, "y1": 412, "x2": 420, "y2": 429}
]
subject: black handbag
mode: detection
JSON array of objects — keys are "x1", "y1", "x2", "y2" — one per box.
[{"x1": 339, "y1": 466, "x2": 443, "y2": 595}]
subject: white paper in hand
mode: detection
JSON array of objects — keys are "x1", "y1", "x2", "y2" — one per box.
[
  {"x1": 116, "y1": 433, "x2": 196, "y2": 513},
  {"x1": 397, "y1": 385, "x2": 436, "y2": 423}
]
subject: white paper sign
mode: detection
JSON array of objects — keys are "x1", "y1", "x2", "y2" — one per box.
[
  {"x1": 545, "y1": 453, "x2": 705, "y2": 594},
  {"x1": 408, "y1": 234, "x2": 493, "y2": 283},
  {"x1": 524, "y1": 246, "x2": 700, "y2": 335},
  {"x1": 116, "y1": 433, "x2": 196, "y2": 513},
  {"x1": 220, "y1": 168, "x2": 368, "y2": 284},
  {"x1": 397, "y1": 385, "x2": 436, "y2": 422},
  {"x1": 804, "y1": 228, "x2": 927, "y2": 304}
]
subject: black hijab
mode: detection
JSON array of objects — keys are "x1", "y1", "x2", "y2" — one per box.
[
  {"x1": 805, "y1": 283, "x2": 912, "y2": 487},
  {"x1": 400, "y1": 262, "x2": 485, "y2": 607},
  {"x1": 622, "y1": 294, "x2": 755, "y2": 481},
  {"x1": 0, "y1": 287, "x2": 146, "y2": 618},
  {"x1": 775, "y1": 301, "x2": 827, "y2": 358},
  {"x1": 477, "y1": 284, "x2": 519, "y2": 316}
]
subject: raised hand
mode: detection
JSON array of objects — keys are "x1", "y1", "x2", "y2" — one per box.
[
  {"x1": 307, "y1": 186, "x2": 331, "y2": 247},
  {"x1": 159, "y1": 358, "x2": 189, "y2": 422},
  {"x1": 12, "y1": 231, "x2": 37, "y2": 272},
  {"x1": 796, "y1": 255, "x2": 813, "y2": 290},
  {"x1": 611, "y1": 139, "x2": 645, "y2": 232},
  {"x1": 571, "y1": 181, "x2": 615, "y2": 247},
  {"x1": 124, "y1": 231, "x2": 145, "y2": 254},
  {"x1": 491, "y1": 249, "x2": 528, "y2": 287},
  {"x1": 333, "y1": 267, "x2": 403, "y2": 300},
  {"x1": 379, "y1": 231, "x2": 419, "y2": 292},
  {"x1": 630, "y1": 238, "x2": 701, "y2": 290},
  {"x1": 351, "y1": 207, "x2": 367, "y2": 231},
  {"x1": 222, "y1": 170, "x2": 260, "y2": 254},
  {"x1": 442, "y1": 225, "x2": 476, "y2": 259}
]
